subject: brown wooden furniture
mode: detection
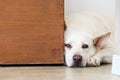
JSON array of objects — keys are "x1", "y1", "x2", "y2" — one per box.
[{"x1": 0, "y1": 0, "x2": 64, "y2": 64}]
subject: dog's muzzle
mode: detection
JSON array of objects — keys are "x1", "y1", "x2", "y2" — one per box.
[{"x1": 72, "y1": 55, "x2": 83, "y2": 67}]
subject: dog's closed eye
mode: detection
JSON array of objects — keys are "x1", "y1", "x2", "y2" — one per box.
[
  {"x1": 82, "y1": 44, "x2": 89, "y2": 49},
  {"x1": 65, "y1": 44, "x2": 72, "y2": 48}
]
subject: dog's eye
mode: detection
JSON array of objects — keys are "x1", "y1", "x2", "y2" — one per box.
[
  {"x1": 82, "y1": 44, "x2": 89, "y2": 49},
  {"x1": 64, "y1": 44, "x2": 72, "y2": 48}
]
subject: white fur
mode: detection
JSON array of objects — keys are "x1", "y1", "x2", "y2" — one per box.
[{"x1": 64, "y1": 12, "x2": 115, "y2": 67}]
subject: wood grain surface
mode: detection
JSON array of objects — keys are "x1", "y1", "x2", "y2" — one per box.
[{"x1": 0, "y1": 0, "x2": 64, "y2": 64}]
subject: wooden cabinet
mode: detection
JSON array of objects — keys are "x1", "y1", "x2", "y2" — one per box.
[{"x1": 0, "y1": 0, "x2": 64, "y2": 64}]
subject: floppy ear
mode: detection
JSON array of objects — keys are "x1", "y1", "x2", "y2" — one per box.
[{"x1": 94, "y1": 32, "x2": 111, "y2": 49}]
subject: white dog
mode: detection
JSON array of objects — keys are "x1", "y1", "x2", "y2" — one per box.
[{"x1": 64, "y1": 12, "x2": 115, "y2": 67}]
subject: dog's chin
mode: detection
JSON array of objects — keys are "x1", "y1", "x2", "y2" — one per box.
[{"x1": 64, "y1": 56, "x2": 87, "y2": 67}]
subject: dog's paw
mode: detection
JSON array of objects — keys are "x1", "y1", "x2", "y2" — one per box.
[{"x1": 87, "y1": 57, "x2": 101, "y2": 67}]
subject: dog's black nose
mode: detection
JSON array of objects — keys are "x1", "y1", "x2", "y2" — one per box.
[{"x1": 73, "y1": 55, "x2": 82, "y2": 63}]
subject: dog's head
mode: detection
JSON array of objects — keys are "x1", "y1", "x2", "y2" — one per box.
[{"x1": 64, "y1": 29, "x2": 111, "y2": 67}]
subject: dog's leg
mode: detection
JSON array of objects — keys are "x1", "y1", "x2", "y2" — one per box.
[
  {"x1": 101, "y1": 47, "x2": 114, "y2": 63},
  {"x1": 87, "y1": 53, "x2": 102, "y2": 67},
  {"x1": 87, "y1": 47, "x2": 114, "y2": 67}
]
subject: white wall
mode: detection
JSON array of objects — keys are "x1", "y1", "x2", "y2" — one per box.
[
  {"x1": 115, "y1": 0, "x2": 120, "y2": 55},
  {"x1": 65, "y1": 0, "x2": 115, "y2": 16}
]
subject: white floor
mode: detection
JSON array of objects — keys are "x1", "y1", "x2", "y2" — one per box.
[{"x1": 0, "y1": 64, "x2": 120, "y2": 80}]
